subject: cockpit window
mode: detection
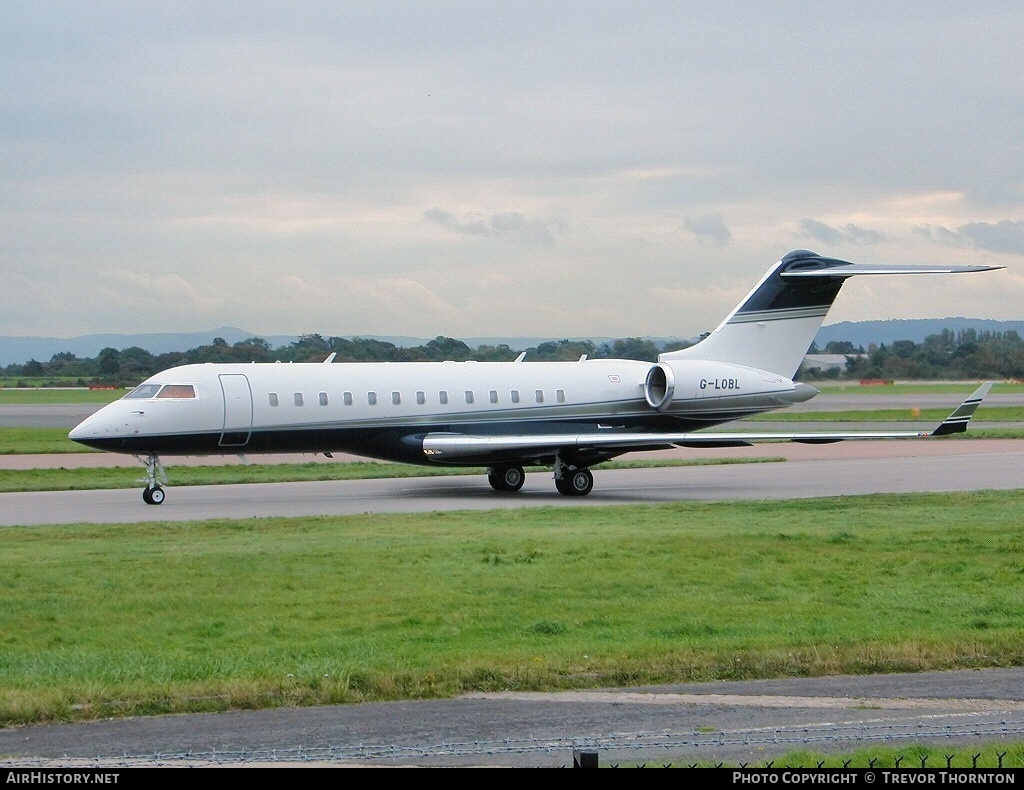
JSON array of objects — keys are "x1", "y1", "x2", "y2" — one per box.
[
  {"x1": 124, "y1": 384, "x2": 161, "y2": 399},
  {"x1": 156, "y1": 384, "x2": 197, "y2": 399}
]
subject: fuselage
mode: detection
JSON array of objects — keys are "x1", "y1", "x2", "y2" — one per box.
[{"x1": 69, "y1": 358, "x2": 813, "y2": 467}]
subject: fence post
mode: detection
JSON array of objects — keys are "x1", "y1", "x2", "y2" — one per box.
[{"x1": 573, "y1": 748, "x2": 599, "y2": 768}]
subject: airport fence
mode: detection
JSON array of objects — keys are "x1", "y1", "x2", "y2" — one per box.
[{"x1": 3, "y1": 716, "x2": 1024, "y2": 768}]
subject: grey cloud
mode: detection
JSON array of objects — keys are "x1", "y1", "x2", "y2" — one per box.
[
  {"x1": 424, "y1": 209, "x2": 565, "y2": 245},
  {"x1": 914, "y1": 220, "x2": 1024, "y2": 254},
  {"x1": 958, "y1": 220, "x2": 1024, "y2": 255},
  {"x1": 912, "y1": 224, "x2": 966, "y2": 244},
  {"x1": 682, "y1": 214, "x2": 732, "y2": 246},
  {"x1": 798, "y1": 219, "x2": 884, "y2": 245},
  {"x1": 799, "y1": 219, "x2": 843, "y2": 245}
]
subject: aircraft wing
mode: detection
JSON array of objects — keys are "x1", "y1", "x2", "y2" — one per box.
[{"x1": 421, "y1": 383, "x2": 993, "y2": 460}]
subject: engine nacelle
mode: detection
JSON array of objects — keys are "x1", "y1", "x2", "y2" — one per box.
[
  {"x1": 644, "y1": 362, "x2": 675, "y2": 411},
  {"x1": 644, "y1": 359, "x2": 807, "y2": 413}
]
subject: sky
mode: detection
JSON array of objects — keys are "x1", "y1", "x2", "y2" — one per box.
[{"x1": 3, "y1": 1, "x2": 1023, "y2": 342}]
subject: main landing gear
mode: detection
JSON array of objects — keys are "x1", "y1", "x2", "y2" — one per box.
[
  {"x1": 487, "y1": 465, "x2": 525, "y2": 493},
  {"x1": 137, "y1": 452, "x2": 168, "y2": 505},
  {"x1": 487, "y1": 460, "x2": 595, "y2": 496},
  {"x1": 551, "y1": 457, "x2": 594, "y2": 497}
]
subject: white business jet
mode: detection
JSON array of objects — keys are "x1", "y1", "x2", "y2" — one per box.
[{"x1": 69, "y1": 250, "x2": 1000, "y2": 504}]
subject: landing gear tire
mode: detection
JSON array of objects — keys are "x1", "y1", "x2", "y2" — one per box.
[
  {"x1": 488, "y1": 465, "x2": 525, "y2": 493},
  {"x1": 137, "y1": 452, "x2": 168, "y2": 506},
  {"x1": 555, "y1": 468, "x2": 593, "y2": 497}
]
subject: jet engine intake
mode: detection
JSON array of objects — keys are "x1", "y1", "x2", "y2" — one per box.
[{"x1": 644, "y1": 362, "x2": 675, "y2": 412}]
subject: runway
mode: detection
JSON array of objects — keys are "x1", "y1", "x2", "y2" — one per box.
[{"x1": 2, "y1": 439, "x2": 1023, "y2": 527}]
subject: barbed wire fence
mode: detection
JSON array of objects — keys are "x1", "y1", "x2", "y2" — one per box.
[{"x1": 3, "y1": 716, "x2": 1023, "y2": 768}]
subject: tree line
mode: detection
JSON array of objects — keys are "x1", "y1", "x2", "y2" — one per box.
[
  {"x1": 2, "y1": 335, "x2": 690, "y2": 387},
  {"x1": 5, "y1": 327, "x2": 1022, "y2": 387},
  {"x1": 803, "y1": 328, "x2": 1024, "y2": 381}
]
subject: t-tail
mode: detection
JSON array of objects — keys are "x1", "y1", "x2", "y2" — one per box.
[{"x1": 660, "y1": 250, "x2": 1001, "y2": 378}]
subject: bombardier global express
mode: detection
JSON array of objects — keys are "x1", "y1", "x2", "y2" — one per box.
[{"x1": 69, "y1": 250, "x2": 1000, "y2": 504}]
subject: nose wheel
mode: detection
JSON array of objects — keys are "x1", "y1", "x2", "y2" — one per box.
[
  {"x1": 136, "y1": 452, "x2": 168, "y2": 505},
  {"x1": 142, "y1": 485, "x2": 165, "y2": 505}
]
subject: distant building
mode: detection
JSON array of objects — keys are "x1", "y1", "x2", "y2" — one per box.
[{"x1": 802, "y1": 353, "x2": 864, "y2": 372}]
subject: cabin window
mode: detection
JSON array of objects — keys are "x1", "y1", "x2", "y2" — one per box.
[
  {"x1": 294, "y1": 392, "x2": 304, "y2": 407},
  {"x1": 465, "y1": 390, "x2": 474, "y2": 404},
  {"x1": 511, "y1": 389, "x2": 520, "y2": 403},
  {"x1": 416, "y1": 391, "x2": 425, "y2": 405},
  {"x1": 392, "y1": 391, "x2": 401, "y2": 405},
  {"x1": 319, "y1": 391, "x2": 329, "y2": 406},
  {"x1": 156, "y1": 384, "x2": 196, "y2": 399},
  {"x1": 368, "y1": 392, "x2": 377, "y2": 405},
  {"x1": 124, "y1": 384, "x2": 161, "y2": 399},
  {"x1": 535, "y1": 390, "x2": 544, "y2": 403},
  {"x1": 489, "y1": 390, "x2": 498, "y2": 404},
  {"x1": 269, "y1": 393, "x2": 279, "y2": 407},
  {"x1": 439, "y1": 390, "x2": 449, "y2": 404},
  {"x1": 556, "y1": 389, "x2": 566, "y2": 403},
  {"x1": 343, "y1": 391, "x2": 353, "y2": 406}
]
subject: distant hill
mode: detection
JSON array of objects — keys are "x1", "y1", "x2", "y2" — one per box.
[
  {"x1": 814, "y1": 319, "x2": 1024, "y2": 349},
  {"x1": 0, "y1": 328, "x2": 289, "y2": 367}
]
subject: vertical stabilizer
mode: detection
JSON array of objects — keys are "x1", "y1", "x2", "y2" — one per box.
[{"x1": 660, "y1": 250, "x2": 1000, "y2": 378}]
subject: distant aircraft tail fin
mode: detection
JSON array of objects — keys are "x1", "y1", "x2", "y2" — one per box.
[{"x1": 660, "y1": 250, "x2": 1001, "y2": 378}]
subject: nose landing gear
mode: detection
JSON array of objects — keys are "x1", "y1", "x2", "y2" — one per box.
[{"x1": 136, "y1": 452, "x2": 168, "y2": 505}]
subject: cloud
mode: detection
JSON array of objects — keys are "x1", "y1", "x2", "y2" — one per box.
[
  {"x1": 423, "y1": 209, "x2": 566, "y2": 245},
  {"x1": 345, "y1": 276, "x2": 464, "y2": 323},
  {"x1": 797, "y1": 219, "x2": 885, "y2": 245},
  {"x1": 914, "y1": 220, "x2": 1024, "y2": 255},
  {"x1": 682, "y1": 214, "x2": 732, "y2": 246},
  {"x1": 98, "y1": 270, "x2": 225, "y2": 312}
]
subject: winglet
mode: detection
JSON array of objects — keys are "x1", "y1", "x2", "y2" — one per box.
[{"x1": 930, "y1": 382, "x2": 994, "y2": 436}]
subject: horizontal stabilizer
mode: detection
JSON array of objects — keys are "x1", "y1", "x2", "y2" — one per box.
[{"x1": 781, "y1": 262, "x2": 1002, "y2": 278}]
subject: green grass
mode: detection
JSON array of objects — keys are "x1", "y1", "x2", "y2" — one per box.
[
  {"x1": 814, "y1": 381, "x2": 1024, "y2": 396},
  {"x1": 1, "y1": 490, "x2": 1023, "y2": 726},
  {"x1": 0, "y1": 388, "x2": 124, "y2": 404},
  {"x1": 747, "y1": 406, "x2": 1024, "y2": 422},
  {"x1": 0, "y1": 456, "x2": 782, "y2": 493},
  {"x1": 0, "y1": 427, "x2": 99, "y2": 454}
]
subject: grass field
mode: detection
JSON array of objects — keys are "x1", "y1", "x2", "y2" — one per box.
[
  {"x1": 1, "y1": 490, "x2": 1022, "y2": 727},
  {"x1": 0, "y1": 388, "x2": 124, "y2": 404},
  {"x1": 815, "y1": 381, "x2": 1024, "y2": 396},
  {"x1": 748, "y1": 406, "x2": 1024, "y2": 422},
  {"x1": 0, "y1": 427, "x2": 101, "y2": 454}
]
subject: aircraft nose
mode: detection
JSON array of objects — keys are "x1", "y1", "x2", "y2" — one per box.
[{"x1": 68, "y1": 418, "x2": 100, "y2": 442}]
